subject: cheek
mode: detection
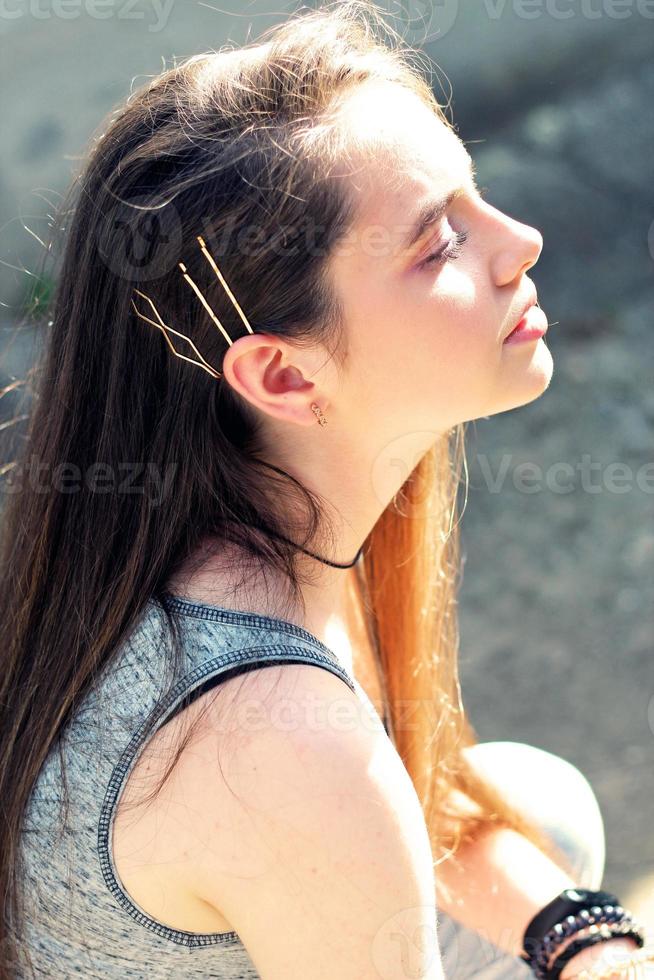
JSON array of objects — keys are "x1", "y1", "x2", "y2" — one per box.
[
  {"x1": 401, "y1": 283, "x2": 502, "y2": 414},
  {"x1": 346, "y1": 270, "x2": 496, "y2": 409},
  {"x1": 412, "y1": 279, "x2": 493, "y2": 372}
]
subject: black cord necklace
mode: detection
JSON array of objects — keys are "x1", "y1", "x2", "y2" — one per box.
[
  {"x1": 246, "y1": 523, "x2": 364, "y2": 569},
  {"x1": 271, "y1": 530, "x2": 364, "y2": 569}
]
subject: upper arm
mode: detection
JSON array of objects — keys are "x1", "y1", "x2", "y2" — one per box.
[{"x1": 175, "y1": 662, "x2": 444, "y2": 980}]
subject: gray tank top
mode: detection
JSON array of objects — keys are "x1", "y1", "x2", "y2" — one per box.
[{"x1": 18, "y1": 593, "x2": 388, "y2": 978}]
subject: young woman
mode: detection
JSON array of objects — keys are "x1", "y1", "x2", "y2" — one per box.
[{"x1": 0, "y1": 2, "x2": 647, "y2": 978}]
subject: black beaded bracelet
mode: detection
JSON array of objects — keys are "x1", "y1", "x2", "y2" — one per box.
[
  {"x1": 546, "y1": 920, "x2": 646, "y2": 980},
  {"x1": 520, "y1": 889, "x2": 643, "y2": 980},
  {"x1": 533, "y1": 906, "x2": 631, "y2": 975}
]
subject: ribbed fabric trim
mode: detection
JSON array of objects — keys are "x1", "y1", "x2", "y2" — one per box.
[
  {"x1": 98, "y1": 639, "x2": 358, "y2": 948},
  {"x1": 154, "y1": 591, "x2": 390, "y2": 738},
  {"x1": 154, "y1": 591, "x2": 350, "y2": 675}
]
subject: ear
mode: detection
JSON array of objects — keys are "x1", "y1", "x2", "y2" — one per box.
[{"x1": 221, "y1": 334, "x2": 330, "y2": 427}]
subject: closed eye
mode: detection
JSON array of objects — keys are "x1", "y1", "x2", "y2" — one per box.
[{"x1": 420, "y1": 229, "x2": 469, "y2": 268}]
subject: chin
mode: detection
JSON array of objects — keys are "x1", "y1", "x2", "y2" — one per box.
[{"x1": 499, "y1": 340, "x2": 554, "y2": 411}]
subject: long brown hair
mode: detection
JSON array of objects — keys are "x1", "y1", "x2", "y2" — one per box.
[{"x1": 0, "y1": 2, "x2": 572, "y2": 975}]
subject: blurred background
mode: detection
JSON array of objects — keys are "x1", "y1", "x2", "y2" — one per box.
[{"x1": 1, "y1": 0, "x2": 652, "y2": 926}]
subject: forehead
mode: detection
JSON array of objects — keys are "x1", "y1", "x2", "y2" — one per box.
[{"x1": 337, "y1": 82, "x2": 472, "y2": 234}]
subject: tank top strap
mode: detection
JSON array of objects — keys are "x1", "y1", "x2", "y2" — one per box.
[
  {"x1": 146, "y1": 594, "x2": 390, "y2": 737},
  {"x1": 154, "y1": 639, "x2": 359, "y2": 732}
]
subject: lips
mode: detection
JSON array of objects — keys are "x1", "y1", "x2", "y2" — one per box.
[{"x1": 505, "y1": 289, "x2": 538, "y2": 341}]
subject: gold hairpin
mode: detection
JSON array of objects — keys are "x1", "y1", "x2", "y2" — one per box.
[
  {"x1": 131, "y1": 234, "x2": 254, "y2": 380},
  {"x1": 130, "y1": 288, "x2": 222, "y2": 379},
  {"x1": 130, "y1": 237, "x2": 328, "y2": 427}
]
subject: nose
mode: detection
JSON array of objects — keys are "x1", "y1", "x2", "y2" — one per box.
[{"x1": 489, "y1": 210, "x2": 543, "y2": 287}]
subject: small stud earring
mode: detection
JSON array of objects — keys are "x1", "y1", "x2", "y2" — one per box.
[{"x1": 310, "y1": 402, "x2": 327, "y2": 427}]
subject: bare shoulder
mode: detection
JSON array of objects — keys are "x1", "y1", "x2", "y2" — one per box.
[{"x1": 172, "y1": 661, "x2": 444, "y2": 979}]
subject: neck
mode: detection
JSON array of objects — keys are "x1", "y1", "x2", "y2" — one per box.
[{"x1": 164, "y1": 535, "x2": 361, "y2": 671}]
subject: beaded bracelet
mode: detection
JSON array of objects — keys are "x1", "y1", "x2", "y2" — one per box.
[
  {"x1": 530, "y1": 906, "x2": 634, "y2": 977},
  {"x1": 521, "y1": 889, "x2": 646, "y2": 980},
  {"x1": 546, "y1": 921, "x2": 646, "y2": 980}
]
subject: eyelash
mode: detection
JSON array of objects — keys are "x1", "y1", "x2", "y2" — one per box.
[{"x1": 421, "y1": 229, "x2": 469, "y2": 268}]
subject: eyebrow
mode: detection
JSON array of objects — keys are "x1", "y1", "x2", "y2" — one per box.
[
  {"x1": 401, "y1": 157, "x2": 477, "y2": 252},
  {"x1": 402, "y1": 191, "x2": 461, "y2": 252}
]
